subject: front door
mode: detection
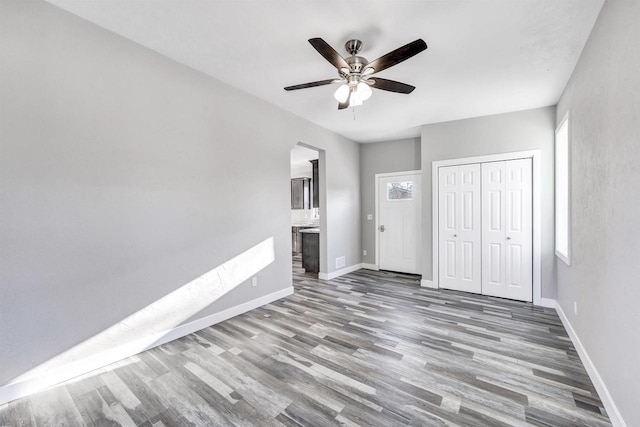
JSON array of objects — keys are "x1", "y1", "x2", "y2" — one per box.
[{"x1": 377, "y1": 173, "x2": 421, "y2": 274}]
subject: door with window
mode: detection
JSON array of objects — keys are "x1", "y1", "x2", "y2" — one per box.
[{"x1": 377, "y1": 173, "x2": 421, "y2": 274}]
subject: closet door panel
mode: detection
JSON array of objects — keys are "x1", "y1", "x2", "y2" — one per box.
[
  {"x1": 481, "y1": 159, "x2": 533, "y2": 302},
  {"x1": 438, "y1": 164, "x2": 481, "y2": 293},
  {"x1": 457, "y1": 164, "x2": 481, "y2": 293},
  {"x1": 481, "y1": 161, "x2": 507, "y2": 297},
  {"x1": 504, "y1": 158, "x2": 533, "y2": 301},
  {"x1": 438, "y1": 166, "x2": 459, "y2": 289}
]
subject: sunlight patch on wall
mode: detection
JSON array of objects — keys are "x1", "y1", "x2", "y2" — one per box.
[{"x1": 6, "y1": 237, "x2": 275, "y2": 387}]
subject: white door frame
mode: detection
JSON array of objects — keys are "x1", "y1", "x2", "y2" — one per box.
[
  {"x1": 375, "y1": 170, "x2": 422, "y2": 270},
  {"x1": 431, "y1": 150, "x2": 544, "y2": 306}
]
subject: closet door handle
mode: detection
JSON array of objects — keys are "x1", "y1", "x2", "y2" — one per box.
[
  {"x1": 506, "y1": 236, "x2": 511, "y2": 240},
  {"x1": 453, "y1": 234, "x2": 457, "y2": 237}
]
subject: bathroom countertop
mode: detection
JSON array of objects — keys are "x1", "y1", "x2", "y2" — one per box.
[
  {"x1": 299, "y1": 228, "x2": 320, "y2": 234},
  {"x1": 291, "y1": 222, "x2": 319, "y2": 228}
]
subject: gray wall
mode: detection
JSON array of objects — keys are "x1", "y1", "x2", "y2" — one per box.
[
  {"x1": 556, "y1": 1, "x2": 640, "y2": 425},
  {"x1": 421, "y1": 107, "x2": 557, "y2": 298},
  {"x1": 0, "y1": 0, "x2": 360, "y2": 388},
  {"x1": 360, "y1": 138, "x2": 421, "y2": 266}
]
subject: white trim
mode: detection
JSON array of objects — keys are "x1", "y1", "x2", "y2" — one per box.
[
  {"x1": 431, "y1": 163, "x2": 439, "y2": 287},
  {"x1": 361, "y1": 263, "x2": 379, "y2": 271},
  {"x1": 420, "y1": 279, "x2": 437, "y2": 288},
  {"x1": 374, "y1": 169, "x2": 423, "y2": 179},
  {"x1": 555, "y1": 302, "x2": 627, "y2": 427},
  {"x1": 0, "y1": 286, "x2": 294, "y2": 406},
  {"x1": 538, "y1": 298, "x2": 557, "y2": 309},
  {"x1": 318, "y1": 263, "x2": 362, "y2": 280},
  {"x1": 555, "y1": 111, "x2": 572, "y2": 266},
  {"x1": 431, "y1": 150, "x2": 544, "y2": 306},
  {"x1": 375, "y1": 170, "x2": 422, "y2": 271}
]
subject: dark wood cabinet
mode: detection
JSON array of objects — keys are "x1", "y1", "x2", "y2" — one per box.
[
  {"x1": 292, "y1": 226, "x2": 316, "y2": 254},
  {"x1": 310, "y1": 159, "x2": 319, "y2": 208},
  {"x1": 291, "y1": 178, "x2": 310, "y2": 210},
  {"x1": 301, "y1": 230, "x2": 319, "y2": 273}
]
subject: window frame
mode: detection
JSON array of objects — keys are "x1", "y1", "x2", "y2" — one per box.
[{"x1": 555, "y1": 111, "x2": 571, "y2": 266}]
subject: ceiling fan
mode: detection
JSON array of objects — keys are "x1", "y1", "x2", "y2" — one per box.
[{"x1": 284, "y1": 37, "x2": 427, "y2": 110}]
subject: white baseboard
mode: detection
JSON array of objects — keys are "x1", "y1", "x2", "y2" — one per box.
[
  {"x1": 537, "y1": 297, "x2": 557, "y2": 308},
  {"x1": 319, "y1": 263, "x2": 362, "y2": 280},
  {"x1": 555, "y1": 302, "x2": 627, "y2": 427},
  {"x1": 420, "y1": 279, "x2": 437, "y2": 288},
  {"x1": 0, "y1": 286, "x2": 294, "y2": 406},
  {"x1": 361, "y1": 263, "x2": 379, "y2": 271}
]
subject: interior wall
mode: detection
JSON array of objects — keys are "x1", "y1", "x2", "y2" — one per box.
[
  {"x1": 420, "y1": 106, "x2": 557, "y2": 298},
  {"x1": 359, "y1": 138, "x2": 421, "y2": 266},
  {"x1": 0, "y1": 0, "x2": 360, "y2": 396},
  {"x1": 555, "y1": 0, "x2": 640, "y2": 424}
]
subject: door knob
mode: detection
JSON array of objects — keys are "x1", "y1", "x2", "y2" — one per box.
[
  {"x1": 453, "y1": 234, "x2": 457, "y2": 237},
  {"x1": 506, "y1": 236, "x2": 511, "y2": 240},
  {"x1": 379, "y1": 225, "x2": 385, "y2": 232}
]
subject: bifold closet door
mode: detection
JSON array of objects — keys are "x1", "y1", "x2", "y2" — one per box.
[
  {"x1": 438, "y1": 164, "x2": 481, "y2": 293},
  {"x1": 481, "y1": 159, "x2": 533, "y2": 302}
]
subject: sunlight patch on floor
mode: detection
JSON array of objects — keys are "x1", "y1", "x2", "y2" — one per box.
[{"x1": 6, "y1": 237, "x2": 276, "y2": 391}]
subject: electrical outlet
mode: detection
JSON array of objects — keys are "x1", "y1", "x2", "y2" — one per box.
[
  {"x1": 336, "y1": 256, "x2": 346, "y2": 269},
  {"x1": 252, "y1": 276, "x2": 258, "y2": 287},
  {"x1": 367, "y1": 214, "x2": 373, "y2": 221},
  {"x1": 363, "y1": 249, "x2": 367, "y2": 256},
  {"x1": 574, "y1": 301, "x2": 577, "y2": 315}
]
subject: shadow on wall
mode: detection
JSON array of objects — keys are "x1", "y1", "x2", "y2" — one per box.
[{"x1": 0, "y1": 237, "x2": 276, "y2": 404}]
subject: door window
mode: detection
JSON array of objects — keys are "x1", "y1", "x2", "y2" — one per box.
[{"x1": 387, "y1": 181, "x2": 413, "y2": 200}]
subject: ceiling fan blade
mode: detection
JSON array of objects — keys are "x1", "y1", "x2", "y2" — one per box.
[
  {"x1": 369, "y1": 78, "x2": 416, "y2": 94},
  {"x1": 338, "y1": 90, "x2": 351, "y2": 110},
  {"x1": 284, "y1": 79, "x2": 337, "y2": 91},
  {"x1": 363, "y1": 39, "x2": 427, "y2": 75},
  {"x1": 308, "y1": 38, "x2": 350, "y2": 71}
]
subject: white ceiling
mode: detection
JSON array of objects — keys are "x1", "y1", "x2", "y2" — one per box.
[{"x1": 46, "y1": 0, "x2": 603, "y2": 143}]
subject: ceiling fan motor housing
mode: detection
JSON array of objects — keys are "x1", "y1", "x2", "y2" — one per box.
[
  {"x1": 346, "y1": 56, "x2": 368, "y2": 73},
  {"x1": 344, "y1": 40, "x2": 368, "y2": 73}
]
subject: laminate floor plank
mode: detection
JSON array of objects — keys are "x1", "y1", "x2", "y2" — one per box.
[
  {"x1": 28, "y1": 387, "x2": 84, "y2": 427},
  {"x1": 0, "y1": 258, "x2": 611, "y2": 426},
  {"x1": 0, "y1": 400, "x2": 36, "y2": 427}
]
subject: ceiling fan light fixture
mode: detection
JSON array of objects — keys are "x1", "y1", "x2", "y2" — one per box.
[
  {"x1": 334, "y1": 84, "x2": 350, "y2": 103},
  {"x1": 349, "y1": 94, "x2": 363, "y2": 107},
  {"x1": 356, "y1": 82, "x2": 372, "y2": 101}
]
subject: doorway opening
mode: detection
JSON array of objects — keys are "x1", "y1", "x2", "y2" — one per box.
[{"x1": 290, "y1": 143, "x2": 325, "y2": 281}]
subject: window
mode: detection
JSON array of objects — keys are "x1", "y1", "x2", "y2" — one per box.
[
  {"x1": 555, "y1": 112, "x2": 571, "y2": 265},
  {"x1": 387, "y1": 181, "x2": 413, "y2": 200}
]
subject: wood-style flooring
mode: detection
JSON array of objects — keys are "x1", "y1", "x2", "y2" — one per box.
[{"x1": 0, "y1": 259, "x2": 611, "y2": 426}]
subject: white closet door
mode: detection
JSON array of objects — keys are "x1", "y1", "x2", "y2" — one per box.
[
  {"x1": 481, "y1": 162, "x2": 507, "y2": 297},
  {"x1": 481, "y1": 159, "x2": 532, "y2": 301},
  {"x1": 438, "y1": 164, "x2": 481, "y2": 293},
  {"x1": 505, "y1": 159, "x2": 533, "y2": 301}
]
